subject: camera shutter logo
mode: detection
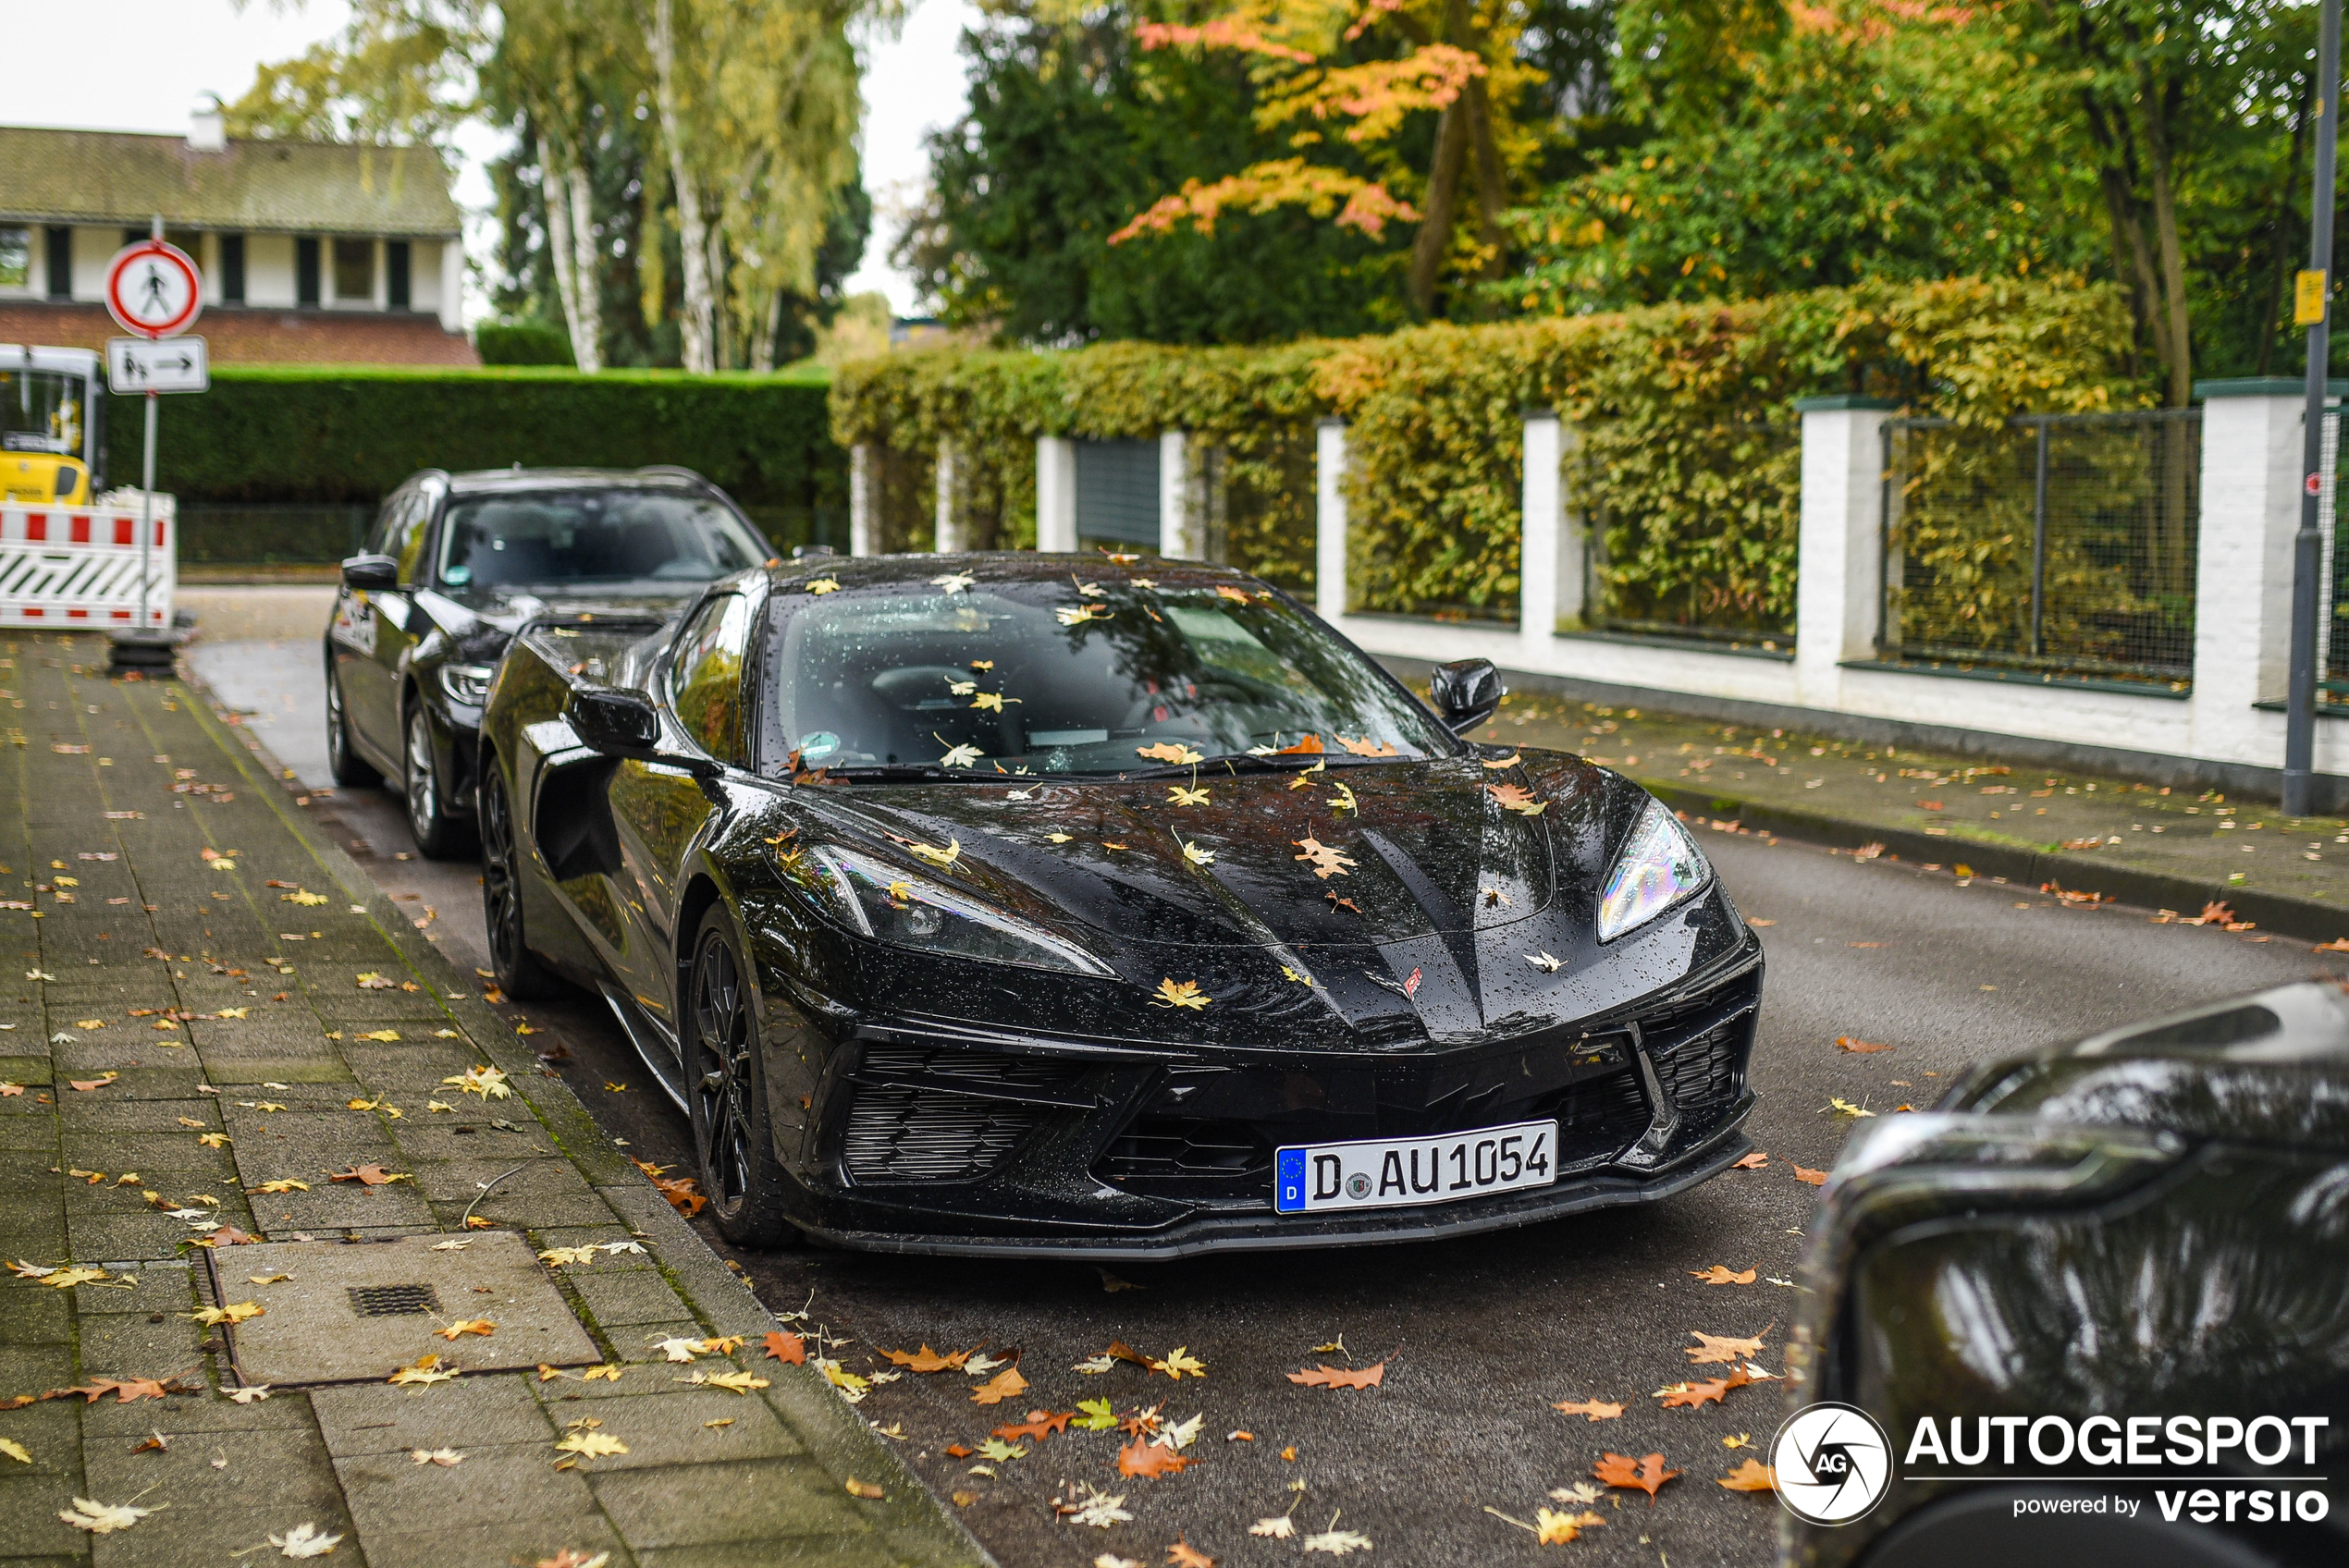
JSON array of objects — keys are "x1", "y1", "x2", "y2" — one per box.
[{"x1": 1772, "y1": 1403, "x2": 1893, "y2": 1525}]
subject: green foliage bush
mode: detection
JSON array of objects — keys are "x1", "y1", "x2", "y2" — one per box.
[
  {"x1": 830, "y1": 278, "x2": 2146, "y2": 620},
  {"x1": 473, "y1": 319, "x2": 577, "y2": 367},
  {"x1": 105, "y1": 366, "x2": 846, "y2": 524}
]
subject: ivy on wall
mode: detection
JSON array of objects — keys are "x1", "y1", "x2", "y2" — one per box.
[{"x1": 830, "y1": 279, "x2": 2144, "y2": 619}]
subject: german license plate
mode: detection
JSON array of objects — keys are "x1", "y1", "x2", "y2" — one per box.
[{"x1": 1273, "y1": 1119, "x2": 1556, "y2": 1214}]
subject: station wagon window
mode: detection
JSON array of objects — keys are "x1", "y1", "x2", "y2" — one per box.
[
  {"x1": 670, "y1": 594, "x2": 756, "y2": 766},
  {"x1": 390, "y1": 491, "x2": 435, "y2": 584}
]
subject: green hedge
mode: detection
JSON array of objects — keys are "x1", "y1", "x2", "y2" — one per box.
[
  {"x1": 474, "y1": 319, "x2": 577, "y2": 367},
  {"x1": 105, "y1": 364, "x2": 844, "y2": 516},
  {"x1": 830, "y1": 279, "x2": 2146, "y2": 619}
]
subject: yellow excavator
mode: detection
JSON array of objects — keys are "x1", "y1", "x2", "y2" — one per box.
[{"x1": 1, "y1": 345, "x2": 103, "y2": 506}]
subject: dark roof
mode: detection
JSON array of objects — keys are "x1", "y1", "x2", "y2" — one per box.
[{"x1": 0, "y1": 126, "x2": 461, "y2": 237}]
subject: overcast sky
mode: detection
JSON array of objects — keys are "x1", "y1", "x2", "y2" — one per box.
[{"x1": 6, "y1": 0, "x2": 976, "y2": 318}]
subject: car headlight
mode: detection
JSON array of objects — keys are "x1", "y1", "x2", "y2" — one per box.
[
  {"x1": 438, "y1": 663, "x2": 496, "y2": 706},
  {"x1": 1597, "y1": 800, "x2": 1711, "y2": 942},
  {"x1": 809, "y1": 844, "x2": 1112, "y2": 975}
]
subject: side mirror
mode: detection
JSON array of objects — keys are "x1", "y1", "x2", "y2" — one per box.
[
  {"x1": 341, "y1": 554, "x2": 398, "y2": 592},
  {"x1": 1429, "y1": 657, "x2": 1505, "y2": 736},
  {"x1": 569, "y1": 688, "x2": 660, "y2": 756}
]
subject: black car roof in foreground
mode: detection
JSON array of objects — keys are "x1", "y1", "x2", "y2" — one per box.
[
  {"x1": 763, "y1": 551, "x2": 1265, "y2": 594},
  {"x1": 436, "y1": 465, "x2": 723, "y2": 496},
  {"x1": 2060, "y1": 978, "x2": 2349, "y2": 1065}
]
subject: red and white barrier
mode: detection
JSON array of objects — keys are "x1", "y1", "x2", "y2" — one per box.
[{"x1": 0, "y1": 507, "x2": 173, "y2": 630}]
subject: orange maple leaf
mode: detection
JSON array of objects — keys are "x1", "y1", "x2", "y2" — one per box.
[
  {"x1": 1117, "y1": 1438, "x2": 1194, "y2": 1477},
  {"x1": 879, "y1": 1343, "x2": 973, "y2": 1373},
  {"x1": 1659, "y1": 1367, "x2": 1752, "y2": 1409},
  {"x1": 651, "y1": 1174, "x2": 707, "y2": 1216},
  {"x1": 761, "y1": 1330, "x2": 806, "y2": 1365},
  {"x1": 1690, "y1": 1265, "x2": 1757, "y2": 1284},
  {"x1": 1551, "y1": 1397, "x2": 1624, "y2": 1421},
  {"x1": 1334, "y1": 735, "x2": 1397, "y2": 756},
  {"x1": 1594, "y1": 1451, "x2": 1681, "y2": 1502},
  {"x1": 1485, "y1": 782, "x2": 1548, "y2": 815},
  {"x1": 328, "y1": 1163, "x2": 410, "y2": 1186},
  {"x1": 1835, "y1": 1036, "x2": 1892, "y2": 1054},
  {"x1": 1732, "y1": 1150, "x2": 1768, "y2": 1169},
  {"x1": 1792, "y1": 1165, "x2": 1829, "y2": 1186},
  {"x1": 1285, "y1": 1361, "x2": 1385, "y2": 1389},
  {"x1": 1274, "y1": 734, "x2": 1325, "y2": 754},
  {"x1": 1718, "y1": 1458, "x2": 1778, "y2": 1491},
  {"x1": 44, "y1": 1377, "x2": 169, "y2": 1404},
  {"x1": 1291, "y1": 837, "x2": 1358, "y2": 878},
  {"x1": 992, "y1": 1409, "x2": 1075, "y2": 1443},
  {"x1": 1685, "y1": 1330, "x2": 1768, "y2": 1365},
  {"x1": 1166, "y1": 1537, "x2": 1216, "y2": 1567},
  {"x1": 943, "y1": 1443, "x2": 974, "y2": 1458},
  {"x1": 971, "y1": 1366, "x2": 1028, "y2": 1405}
]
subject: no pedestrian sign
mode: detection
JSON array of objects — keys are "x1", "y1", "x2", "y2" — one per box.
[
  {"x1": 104, "y1": 240, "x2": 203, "y2": 339},
  {"x1": 107, "y1": 337, "x2": 208, "y2": 395}
]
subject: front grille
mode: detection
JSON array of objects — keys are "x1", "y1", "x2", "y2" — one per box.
[
  {"x1": 841, "y1": 1046, "x2": 1084, "y2": 1185},
  {"x1": 1653, "y1": 1017, "x2": 1744, "y2": 1114},
  {"x1": 1097, "y1": 1117, "x2": 1271, "y2": 1195},
  {"x1": 1545, "y1": 1065, "x2": 1654, "y2": 1161}
]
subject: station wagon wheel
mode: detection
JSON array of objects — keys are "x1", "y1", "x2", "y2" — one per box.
[
  {"x1": 685, "y1": 912, "x2": 795, "y2": 1247},
  {"x1": 403, "y1": 703, "x2": 475, "y2": 860},
  {"x1": 325, "y1": 661, "x2": 379, "y2": 787},
  {"x1": 478, "y1": 761, "x2": 559, "y2": 1000}
]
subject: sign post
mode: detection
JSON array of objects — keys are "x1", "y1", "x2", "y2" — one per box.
[
  {"x1": 102, "y1": 221, "x2": 203, "y2": 654},
  {"x1": 2287, "y1": 0, "x2": 2344, "y2": 818}
]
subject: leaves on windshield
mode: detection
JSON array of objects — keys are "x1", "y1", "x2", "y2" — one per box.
[
  {"x1": 1525, "y1": 950, "x2": 1563, "y2": 972},
  {"x1": 1167, "y1": 786, "x2": 1210, "y2": 806},
  {"x1": 803, "y1": 578, "x2": 840, "y2": 594},
  {"x1": 1136, "y1": 742, "x2": 1203, "y2": 765},
  {"x1": 909, "y1": 839, "x2": 962, "y2": 869},
  {"x1": 1180, "y1": 840, "x2": 1215, "y2": 868},
  {"x1": 970, "y1": 692, "x2": 1016, "y2": 712},
  {"x1": 1274, "y1": 734, "x2": 1324, "y2": 754},
  {"x1": 1334, "y1": 735, "x2": 1397, "y2": 756},
  {"x1": 1292, "y1": 838, "x2": 1357, "y2": 879},
  {"x1": 938, "y1": 744, "x2": 982, "y2": 768},
  {"x1": 1150, "y1": 979, "x2": 1211, "y2": 1011},
  {"x1": 1486, "y1": 783, "x2": 1548, "y2": 816},
  {"x1": 1482, "y1": 752, "x2": 1522, "y2": 769},
  {"x1": 929, "y1": 572, "x2": 976, "y2": 594},
  {"x1": 1056, "y1": 604, "x2": 1112, "y2": 626},
  {"x1": 1213, "y1": 585, "x2": 1251, "y2": 604}
]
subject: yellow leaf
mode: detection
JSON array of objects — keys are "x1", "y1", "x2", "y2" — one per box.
[
  {"x1": 805, "y1": 577, "x2": 840, "y2": 594},
  {"x1": 1136, "y1": 741, "x2": 1203, "y2": 765},
  {"x1": 280, "y1": 890, "x2": 328, "y2": 906},
  {"x1": 435, "y1": 1318, "x2": 496, "y2": 1340},
  {"x1": 41, "y1": 1266, "x2": 107, "y2": 1289},
  {"x1": 253, "y1": 1179, "x2": 307, "y2": 1194},
  {"x1": 1150, "y1": 978, "x2": 1210, "y2": 1011},
  {"x1": 189, "y1": 1302, "x2": 264, "y2": 1326},
  {"x1": 694, "y1": 1370, "x2": 769, "y2": 1394},
  {"x1": 197, "y1": 1132, "x2": 230, "y2": 1147},
  {"x1": 909, "y1": 838, "x2": 962, "y2": 870},
  {"x1": 1150, "y1": 1347, "x2": 1206, "y2": 1379},
  {"x1": 1166, "y1": 785, "x2": 1210, "y2": 806},
  {"x1": 0, "y1": 1438, "x2": 29, "y2": 1464},
  {"x1": 553, "y1": 1430, "x2": 628, "y2": 1459},
  {"x1": 539, "y1": 1246, "x2": 597, "y2": 1267},
  {"x1": 357, "y1": 1030, "x2": 401, "y2": 1043},
  {"x1": 387, "y1": 1354, "x2": 457, "y2": 1387},
  {"x1": 1535, "y1": 1507, "x2": 1606, "y2": 1543},
  {"x1": 1181, "y1": 840, "x2": 1215, "y2": 867},
  {"x1": 581, "y1": 1364, "x2": 625, "y2": 1383}
]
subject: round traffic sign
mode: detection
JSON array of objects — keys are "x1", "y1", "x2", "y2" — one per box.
[{"x1": 105, "y1": 240, "x2": 203, "y2": 339}]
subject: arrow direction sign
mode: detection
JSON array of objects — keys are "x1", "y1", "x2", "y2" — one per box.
[{"x1": 107, "y1": 336, "x2": 209, "y2": 395}]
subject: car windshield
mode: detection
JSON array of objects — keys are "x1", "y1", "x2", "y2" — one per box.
[
  {"x1": 437, "y1": 489, "x2": 768, "y2": 590},
  {"x1": 0, "y1": 370, "x2": 84, "y2": 456},
  {"x1": 760, "y1": 572, "x2": 1453, "y2": 775}
]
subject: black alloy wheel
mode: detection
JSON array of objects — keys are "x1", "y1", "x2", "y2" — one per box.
[
  {"x1": 325, "y1": 662, "x2": 380, "y2": 787},
  {"x1": 686, "y1": 911, "x2": 795, "y2": 1247},
  {"x1": 403, "y1": 702, "x2": 475, "y2": 859},
  {"x1": 478, "y1": 760, "x2": 560, "y2": 1000}
]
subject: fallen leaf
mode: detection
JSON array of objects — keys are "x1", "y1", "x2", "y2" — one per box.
[
  {"x1": 650, "y1": 1174, "x2": 707, "y2": 1215},
  {"x1": 1118, "y1": 1439, "x2": 1192, "y2": 1476},
  {"x1": 1732, "y1": 1150, "x2": 1769, "y2": 1169},
  {"x1": 39, "y1": 1266, "x2": 109, "y2": 1290},
  {"x1": 1594, "y1": 1451, "x2": 1681, "y2": 1502},
  {"x1": 1534, "y1": 1508, "x2": 1606, "y2": 1544},
  {"x1": 1248, "y1": 1516, "x2": 1297, "y2": 1539},
  {"x1": 972, "y1": 1366, "x2": 1029, "y2": 1405},
  {"x1": 1827, "y1": 1097, "x2": 1876, "y2": 1118},
  {"x1": 1287, "y1": 1361, "x2": 1384, "y2": 1390},
  {"x1": 1291, "y1": 837, "x2": 1357, "y2": 878},
  {"x1": 1686, "y1": 1330, "x2": 1769, "y2": 1365},
  {"x1": 995, "y1": 1409, "x2": 1075, "y2": 1443},
  {"x1": 227, "y1": 1386, "x2": 272, "y2": 1404},
  {"x1": 880, "y1": 1343, "x2": 974, "y2": 1372},
  {"x1": 581, "y1": 1366, "x2": 624, "y2": 1383},
  {"x1": 189, "y1": 1302, "x2": 264, "y2": 1326},
  {"x1": 1792, "y1": 1165, "x2": 1829, "y2": 1186},
  {"x1": 690, "y1": 1370, "x2": 769, "y2": 1394},
  {"x1": 553, "y1": 1430, "x2": 627, "y2": 1460},
  {"x1": 1300, "y1": 1515, "x2": 1372, "y2": 1555},
  {"x1": 1150, "y1": 1347, "x2": 1206, "y2": 1380},
  {"x1": 68, "y1": 1073, "x2": 119, "y2": 1092},
  {"x1": 844, "y1": 1477, "x2": 884, "y2": 1500},
  {"x1": 59, "y1": 1496, "x2": 161, "y2": 1534},
  {"x1": 1690, "y1": 1266, "x2": 1758, "y2": 1285},
  {"x1": 1074, "y1": 1398, "x2": 1119, "y2": 1430},
  {"x1": 1166, "y1": 785, "x2": 1211, "y2": 806},
  {"x1": 1718, "y1": 1458, "x2": 1778, "y2": 1491},
  {"x1": 253, "y1": 1180, "x2": 308, "y2": 1194},
  {"x1": 435, "y1": 1319, "x2": 496, "y2": 1341},
  {"x1": 1551, "y1": 1397, "x2": 1624, "y2": 1421},
  {"x1": 130, "y1": 1432, "x2": 168, "y2": 1453},
  {"x1": 410, "y1": 1448, "x2": 466, "y2": 1466},
  {"x1": 1166, "y1": 1537, "x2": 1217, "y2": 1567},
  {"x1": 762, "y1": 1330, "x2": 806, "y2": 1364},
  {"x1": 330, "y1": 1164, "x2": 411, "y2": 1186},
  {"x1": 978, "y1": 1437, "x2": 1027, "y2": 1462},
  {"x1": 1524, "y1": 950, "x2": 1563, "y2": 972},
  {"x1": 1485, "y1": 782, "x2": 1548, "y2": 816},
  {"x1": 387, "y1": 1354, "x2": 457, "y2": 1387},
  {"x1": 1835, "y1": 1036, "x2": 1892, "y2": 1054},
  {"x1": 1150, "y1": 978, "x2": 1210, "y2": 1011},
  {"x1": 1549, "y1": 1482, "x2": 1605, "y2": 1505},
  {"x1": 47, "y1": 1377, "x2": 168, "y2": 1403},
  {"x1": 269, "y1": 1522, "x2": 344, "y2": 1558},
  {"x1": 1659, "y1": 1367, "x2": 1753, "y2": 1409}
]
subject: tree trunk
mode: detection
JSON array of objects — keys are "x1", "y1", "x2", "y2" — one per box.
[
  {"x1": 562, "y1": 157, "x2": 603, "y2": 373},
  {"x1": 1409, "y1": 103, "x2": 1469, "y2": 315},
  {"x1": 539, "y1": 130, "x2": 586, "y2": 364},
  {"x1": 645, "y1": 0, "x2": 715, "y2": 373},
  {"x1": 1446, "y1": 0, "x2": 1508, "y2": 282},
  {"x1": 2135, "y1": 69, "x2": 2195, "y2": 410}
]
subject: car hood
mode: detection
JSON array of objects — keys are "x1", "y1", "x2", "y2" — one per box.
[
  {"x1": 791, "y1": 753, "x2": 1630, "y2": 953},
  {"x1": 425, "y1": 581, "x2": 707, "y2": 632}
]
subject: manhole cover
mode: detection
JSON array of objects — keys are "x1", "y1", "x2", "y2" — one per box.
[{"x1": 213, "y1": 1231, "x2": 601, "y2": 1387}]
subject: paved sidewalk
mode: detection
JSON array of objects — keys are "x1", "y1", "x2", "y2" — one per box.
[
  {"x1": 1477, "y1": 693, "x2": 2349, "y2": 941},
  {"x1": 0, "y1": 632, "x2": 986, "y2": 1568}
]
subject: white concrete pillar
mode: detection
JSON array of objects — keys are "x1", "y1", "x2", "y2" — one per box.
[
  {"x1": 1519, "y1": 409, "x2": 1582, "y2": 655},
  {"x1": 2188, "y1": 382, "x2": 2307, "y2": 762},
  {"x1": 1159, "y1": 430, "x2": 1196, "y2": 559},
  {"x1": 934, "y1": 441, "x2": 964, "y2": 554},
  {"x1": 437, "y1": 239, "x2": 462, "y2": 333},
  {"x1": 1036, "y1": 436, "x2": 1076, "y2": 554},
  {"x1": 1792, "y1": 397, "x2": 1900, "y2": 710},
  {"x1": 1316, "y1": 418, "x2": 1348, "y2": 620},
  {"x1": 848, "y1": 444, "x2": 876, "y2": 557}
]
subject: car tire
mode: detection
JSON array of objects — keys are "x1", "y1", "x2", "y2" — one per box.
[
  {"x1": 403, "y1": 701, "x2": 475, "y2": 860},
  {"x1": 685, "y1": 908, "x2": 799, "y2": 1249},
  {"x1": 326, "y1": 662, "x2": 380, "y2": 788},
  {"x1": 479, "y1": 759, "x2": 561, "y2": 1001}
]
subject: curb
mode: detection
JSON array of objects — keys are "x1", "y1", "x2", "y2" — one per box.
[{"x1": 1639, "y1": 779, "x2": 2349, "y2": 943}]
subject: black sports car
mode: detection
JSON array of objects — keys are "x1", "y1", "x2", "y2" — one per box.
[
  {"x1": 1781, "y1": 980, "x2": 2348, "y2": 1568},
  {"x1": 474, "y1": 554, "x2": 1763, "y2": 1256},
  {"x1": 326, "y1": 465, "x2": 771, "y2": 856}
]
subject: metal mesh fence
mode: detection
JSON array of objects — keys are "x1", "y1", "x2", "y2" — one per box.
[{"x1": 1881, "y1": 409, "x2": 2201, "y2": 686}]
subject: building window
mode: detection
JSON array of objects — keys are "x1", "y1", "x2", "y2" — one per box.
[
  {"x1": 297, "y1": 238, "x2": 320, "y2": 306},
  {"x1": 220, "y1": 234, "x2": 245, "y2": 304},
  {"x1": 333, "y1": 239, "x2": 374, "y2": 304},
  {"x1": 44, "y1": 228, "x2": 70, "y2": 298},
  {"x1": 387, "y1": 240, "x2": 411, "y2": 310},
  {"x1": 0, "y1": 227, "x2": 27, "y2": 288}
]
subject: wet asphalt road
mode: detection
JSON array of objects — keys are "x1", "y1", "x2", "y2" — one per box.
[{"x1": 289, "y1": 758, "x2": 2336, "y2": 1568}]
